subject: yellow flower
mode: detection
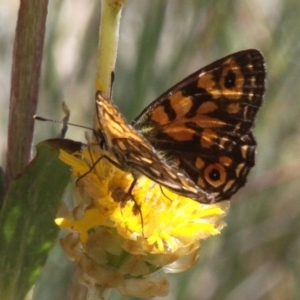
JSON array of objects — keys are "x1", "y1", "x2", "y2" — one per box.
[{"x1": 56, "y1": 143, "x2": 229, "y2": 298}]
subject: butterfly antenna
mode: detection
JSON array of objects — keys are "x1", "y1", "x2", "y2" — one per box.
[{"x1": 33, "y1": 115, "x2": 94, "y2": 132}]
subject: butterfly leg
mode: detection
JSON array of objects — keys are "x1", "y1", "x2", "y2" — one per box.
[
  {"x1": 76, "y1": 154, "x2": 104, "y2": 186},
  {"x1": 127, "y1": 177, "x2": 144, "y2": 234},
  {"x1": 159, "y1": 185, "x2": 173, "y2": 202},
  {"x1": 76, "y1": 145, "x2": 123, "y2": 185}
]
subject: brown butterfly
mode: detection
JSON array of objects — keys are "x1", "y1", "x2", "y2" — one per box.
[
  {"x1": 96, "y1": 49, "x2": 266, "y2": 203},
  {"x1": 96, "y1": 92, "x2": 212, "y2": 203}
]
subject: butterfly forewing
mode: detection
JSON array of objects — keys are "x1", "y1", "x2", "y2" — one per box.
[
  {"x1": 95, "y1": 92, "x2": 213, "y2": 203},
  {"x1": 132, "y1": 49, "x2": 266, "y2": 201}
]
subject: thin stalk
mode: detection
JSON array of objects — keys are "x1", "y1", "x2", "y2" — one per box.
[
  {"x1": 5, "y1": 0, "x2": 48, "y2": 193},
  {"x1": 94, "y1": 0, "x2": 124, "y2": 106}
]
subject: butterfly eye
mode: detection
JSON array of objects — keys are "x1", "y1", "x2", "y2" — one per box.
[
  {"x1": 94, "y1": 130, "x2": 107, "y2": 149},
  {"x1": 205, "y1": 164, "x2": 226, "y2": 187}
]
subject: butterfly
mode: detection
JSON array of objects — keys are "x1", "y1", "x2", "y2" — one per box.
[{"x1": 95, "y1": 49, "x2": 266, "y2": 204}]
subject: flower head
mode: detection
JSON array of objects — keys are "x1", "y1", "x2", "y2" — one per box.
[{"x1": 56, "y1": 143, "x2": 229, "y2": 298}]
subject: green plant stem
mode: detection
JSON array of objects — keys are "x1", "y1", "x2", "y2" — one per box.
[{"x1": 95, "y1": 0, "x2": 124, "y2": 99}]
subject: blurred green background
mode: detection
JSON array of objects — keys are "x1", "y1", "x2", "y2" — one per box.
[{"x1": 1, "y1": 0, "x2": 300, "y2": 299}]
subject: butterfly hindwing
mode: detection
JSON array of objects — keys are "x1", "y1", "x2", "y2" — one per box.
[{"x1": 132, "y1": 49, "x2": 266, "y2": 201}]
